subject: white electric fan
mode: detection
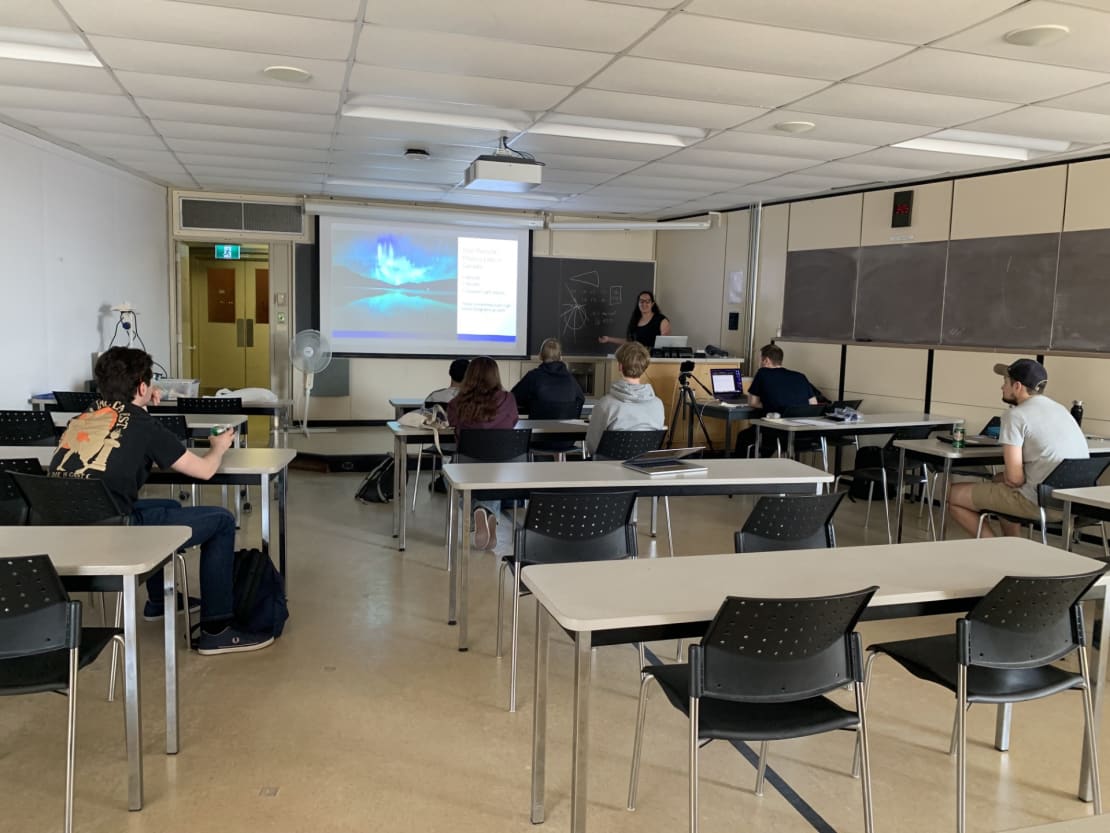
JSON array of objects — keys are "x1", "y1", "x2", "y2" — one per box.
[{"x1": 290, "y1": 329, "x2": 333, "y2": 436}]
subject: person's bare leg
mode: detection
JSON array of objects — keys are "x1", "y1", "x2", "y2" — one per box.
[
  {"x1": 948, "y1": 483, "x2": 992, "y2": 538},
  {"x1": 997, "y1": 518, "x2": 1023, "y2": 537}
]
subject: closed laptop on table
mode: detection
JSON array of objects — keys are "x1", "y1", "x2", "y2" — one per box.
[{"x1": 622, "y1": 447, "x2": 707, "y2": 477}]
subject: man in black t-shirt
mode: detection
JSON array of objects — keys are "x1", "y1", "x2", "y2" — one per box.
[
  {"x1": 735, "y1": 343, "x2": 819, "y2": 456},
  {"x1": 48, "y1": 347, "x2": 273, "y2": 656}
]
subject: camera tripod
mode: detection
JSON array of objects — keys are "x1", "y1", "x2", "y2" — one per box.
[{"x1": 665, "y1": 371, "x2": 715, "y2": 451}]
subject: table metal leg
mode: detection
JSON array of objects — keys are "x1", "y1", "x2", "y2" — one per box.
[
  {"x1": 276, "y1": 469, "x2": 288, "y2": 577},
  {"x1": 399, "y1": 436, "x2": 409, "y2": 551},
  {"x1": 531, "y1": 604, "x2": 551, "y2": 824},
  {"x1": 447, "y1": 486, "x2": 457, "y2": 624},
  {"x1": 754, "y1": 425, "x2": 761, "y2": 458},
  {"x1": 894, "y1": 447, "x2": 908, "y2": 542},
  {"x1": 724, "y1": 418, "x2": 733, "y2": 458},
  {"x1": 457, "y1": 488, "x2": 471, "y2": 651},
  {"x1": 122, "y1": 576, "x2": 144, "y2": 810},
  {"x1": 260, "y1": 472, "x2": 271, "y2": 559},
  {"x1": 1079, "y1": 585, "x2": 1109, "y2": 801},
  {"x1": 392, "y1": 434, "x2": 403, "y2": 542},
  {"x1": 938, "y1": 459, "x2": 953, "y2": 540},
  {"x1": 570, "y1": 631, "x2": 592, "y2": 833},
  {"x1": 163, "y1": 561, "x2": 179, "y2": 756},
  {"x1": 1064, "y1": 499, "x2": 1075, "y2": 551}
]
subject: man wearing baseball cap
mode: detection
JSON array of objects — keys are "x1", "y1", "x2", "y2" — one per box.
[{"x1": 947, "y1": 358, "x2": 1088, "y2": 537}]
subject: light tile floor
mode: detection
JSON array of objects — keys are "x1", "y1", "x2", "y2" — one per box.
[{"x1": 2, "y1": 467, "x2": 1107, "y2": 833}]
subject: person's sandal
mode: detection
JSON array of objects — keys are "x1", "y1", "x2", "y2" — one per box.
[
  {"x1": 474, "y1": 508, "x2": 491, "y2": 550},
  {"x1": 484, "y1": 511, "x2": 498, "y2": 550}
]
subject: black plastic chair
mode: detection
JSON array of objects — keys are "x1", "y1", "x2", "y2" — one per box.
[
  {"x1": 154, "y1": 414, "x2": 196, "y2": 506},
  {"x1": 454, "y1": 427, "x2": 531, "y2": 463},
  {"x1": 628, "y1": 587, "x2": 879, "y2": 833},
  {"x1": 176, "y1": 396, "x2": 242, "y2": 414},
  {"x1": 0, "y1": 409, "x2": 58, "y2": 445},
  {"x1": 594, "y1": 429, "x2": 673, "y2": 554},
  {"x1": 976, "y1": 457, "x2": 1110, "y2": 546},
  {"x1": 52, "y1": 391, "x2": 98, "y2": 412},
  {"x1": 866, "y1": 569, "x2": 1106, "y2": 833},
  {"x1": 734, "y1": 492, "x2": 846, "y2": 553},
  {"x1": 496, "y1": 490, "x2": 638, "y2": 712},
  {"x1": 11, "y1": 472, "x2": 129, "y2": 527},
  {"x1": 0, "y1": 458, "x2": 44, "y2": 525},
  {"x1": 528, "y1": 399, "x2": 585, "y2": 462},
  {"x1": 0, "y1": 554, "x2": 123, "y2": 833}
]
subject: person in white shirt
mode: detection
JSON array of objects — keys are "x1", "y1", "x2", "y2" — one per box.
[
  {"x1": 425, "y1": 358, "x2": 469, "y2": 405},
  {"x1": 947, "y1": 358, "x2": 1088, "y2": 538}
]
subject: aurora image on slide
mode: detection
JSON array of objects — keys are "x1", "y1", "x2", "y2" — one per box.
[{"x1": 332, "y1": 232, "x2": 458, "y2": 333}]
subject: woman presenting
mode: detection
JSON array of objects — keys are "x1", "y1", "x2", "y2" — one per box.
[{"x1": 598, "y1": 290, "x2": 671, "y2": 349}]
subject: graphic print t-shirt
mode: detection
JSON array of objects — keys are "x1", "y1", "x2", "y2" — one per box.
[{"x1": 48, "y1": 401, "x2": 185, "y2": 513}]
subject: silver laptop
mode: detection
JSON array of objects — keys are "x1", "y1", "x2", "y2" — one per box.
[
  {"x1": 622, "y1": 447, "x2": 708, "y2": 477},
  {"x1": 653, "y1": 335, "x2": 688, "y2": 349}
]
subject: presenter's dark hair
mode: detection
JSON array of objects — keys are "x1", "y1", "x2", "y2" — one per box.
[
  {"x1": 626, "y1": 290, "x2": 665, "y2": 341},
  {"x1": 453, "y1": 356, "x2": 506, "y2": 424},
  {"x1": 94, "y1": 347, "x2": 154, "y2": 402}
]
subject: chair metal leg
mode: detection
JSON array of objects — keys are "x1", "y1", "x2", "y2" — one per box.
[
  {"x1": 663, "y1": 497, "x2": 674, "y2": 556},
  {"x1": 754, "y1": 742, "x2": 769, "y2": 796},
  {"x1": 176, "y1": 552, "x2": 191, "y2": 647},
  {"x1": 976, "y1": 514, "x2": 989, "y2": 538},
  {"x1": 509, "y1": 565, "x2": 523, "y2": 713},
  {"x1": 412, "y1": 446, "x2": 423, "y2": 512},
  {"x1": 627, "y1": 674, "x2": 654, "y2": 810},
  {"x1": 64, "y1": 644, "x2": 79, "y2": 833},
  {"x1": 957, "y1": 665, "x2": 968, "y2": 833},
  {"x1": 880, "y1": 468, "x2": 892, "y2": 544},
  {"x1": 864, "y1": 482, "x2": 874, "y2": 532},
  {"x1": 853, "y1": 651, "x2": 880, "y2": 778},
  {"x1": 650, "y1": 496, "x2": 658, "y2": 538},
  {"x1": 1078, "y1": 647, "x2": 1103, "y2": 814},
  {"x1": 495, "y1": 560, "x2": 508, "y2": 658},
  {"x1": 855, "y1": 680, "x2": 876, "y2": 833},
  {"x1": 107, "y1": 593, "x2": 123, "y2": 702},
  {"x1": 689, "y1": 695, "x2": 700, "y2": 833},
  {"x1": 1102, "y1": 521, "x2": 1109, "y2": 559}
]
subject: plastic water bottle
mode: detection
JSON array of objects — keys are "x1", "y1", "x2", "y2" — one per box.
[
  {"x1": 1071, "y1": 400, "x2": 1084, "y2": 427},
  {"x1": 952, "y1": 421, "x2": 966, "y2": 449}
]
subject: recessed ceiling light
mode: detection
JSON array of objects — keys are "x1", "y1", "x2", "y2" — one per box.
[
  {"x1": 263, "y1": 65, "x2": 312, "y2": 83},
  {"x1": 774, "y1": 121, "x2": 816, "y2": 134},
  {"x1": 1003, "y1": 24, "x2": 1070, "y2": 47}
]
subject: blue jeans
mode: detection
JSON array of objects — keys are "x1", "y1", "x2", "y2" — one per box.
[{"x1": 131, "y1": 499, "x2": 235, "y2": 623}]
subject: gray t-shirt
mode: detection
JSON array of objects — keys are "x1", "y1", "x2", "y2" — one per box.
[{"x1": 999, "y1": 394, "x2": 1088, "y2": 503}]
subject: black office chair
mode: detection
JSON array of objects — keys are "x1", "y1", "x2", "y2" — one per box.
[
  {"x1": 594, "y1": 429, "x2": 674, "y2": 555},
  {"x1": 496, "y1": 490, "x2": 638, "y2": 712},
  {"x1": 628, "y1": 587, "x2": 879, "y2": 833},
  {"x1": 454, "y1": 427, "x2": 531, "y2": 464},
  {"x1": 976, "y1": 457, "x2": 1110, "y2": 546},
  {"x1": 866, "y1": 569, "x2": 1105, "y2": 833},
  {"x1": 734, "y1": 492, "x2": 845, "y2": 553},
  {"x1": 52, "y1": 391, "x2": 98, "y2": 412},
  {"x1": 0, "y1": 409, "x2": 57, "y2": 445},
  {"x1": 0, "y1": 554, "x2": 124, "y2": 833},
  {"x1": 176, "y1": 397, "x2": 250, "y2": 514},
  {"x1": 0, "y1": 458, "x2": 44, "y2": 525},
  {"x1": 527, "y1": 398, "x2": 585, "y2": 462}
]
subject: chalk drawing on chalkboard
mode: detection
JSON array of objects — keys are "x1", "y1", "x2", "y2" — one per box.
[
  {"x1": 610, "y1": 286, "x2": 622, "y2": 305},
  {"x1": 561, "y1": 285, "x2": 590, "y2": 333},
  {"x1": 569, "y1": 270, "x2": 600, "y2": 286}
]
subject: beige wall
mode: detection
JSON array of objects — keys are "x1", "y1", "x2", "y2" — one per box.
[
  {"x1": 1064, "y1": 157, "x2": 1110, "y2": 232},
  {"x1": 721, "y1": 210, "x2": 751, "y2": 359},
  {"x1": 787, "y1": 193, "x2": 862, "y2": 251},
  {"x1": 753, "y1": 203, "x2": 789, "y2": 352},
  {"x1": 655, "y1": 218, "x2": 728, "y2": 351},
  {"x1": 861, "y1": 181, "x2": 952, "y2": 246},
  {"x1": 951, "y1": 166, "x2": 1066, "y2": 239}
]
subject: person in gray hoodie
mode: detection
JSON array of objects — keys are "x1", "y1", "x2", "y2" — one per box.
[{"x1": 586, "y1": 341, "x2": 665, "y2": 456}]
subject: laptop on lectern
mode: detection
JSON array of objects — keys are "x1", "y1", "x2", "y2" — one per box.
[{"x1": 653, "y1": 335, "x2": 688, "y2": 349}]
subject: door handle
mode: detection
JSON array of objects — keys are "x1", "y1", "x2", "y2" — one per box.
[
  {"x1": 246, "y1": 318, "x2": 255, "y2": 347},
  {"x1": 236, "y1": 318, "x2": 245, "y2": 347}
]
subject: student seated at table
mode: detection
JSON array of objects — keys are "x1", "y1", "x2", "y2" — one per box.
[
  {"x1": 425, "y1": 358, "x2": 469, "y2": 405},
  {"x1": 734, "y1": 343, "x2": 819, "y2": 456},
  {"x1": 511, "y1": 338, "x2": 584, "y2": 418},
  {"x1": 585, "y1": 341, "x2": 664, "y2": 457},
  {"x1": 948, "y1": 358, "x2": 1088, "y2": 538},
  {"x1": 47, "y1": 346, "x2": 273, "y2": 656},
  {"x1": 446, "y1": 356, "x2": 519, "y2": 550}
]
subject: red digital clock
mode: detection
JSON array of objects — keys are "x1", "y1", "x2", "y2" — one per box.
[{"x1": 891, "y1": 190, "x2": 913, "y2": 228}]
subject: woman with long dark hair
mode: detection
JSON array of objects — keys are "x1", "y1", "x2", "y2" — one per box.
[
  {"x1": 446, "y1": 356, "x2": 518, "y2": 549},
  {"x1": 598, "y1": 289, "x2": 671, "y2": 349}
]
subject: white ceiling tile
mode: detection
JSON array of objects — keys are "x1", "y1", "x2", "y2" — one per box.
[
  {"x1": 438, "y1": 192, "x2": 561, "y2": 209},
  {"x1": 88, "y1": 147, "x2": 184, "y2": 163},
  {"x1": 674, "y1": 146, "x2": 824, "y2": 173},
  {"x1": 766, "y1": 172, "x2": 881, "y2": 190},
  {"x1": 960, "y1": 105, "x2": 1110, "y2": 144},
  {"x1": 801, "y1": 160, "x2": 933, "y2": 182},
  {"x1": 788, "y1": 84, "x2": 1016, "y2": 127},
  {"x1": 0, "y1": 59, "x2": 118, "y2": 94},
  {"x1": 631, "y1": 15, "x2": 913, "y2": 80},
  {"x1": 511, "y1": 133, "x2": 675, "y2": 161},
  {"x1": 176, "y1": 153, "x2": 327, "y2": 173},
  {"x1": 604, "y1": 175, "x2": 730, "y2": 194},
  {"x1": 733, "y1": 110, "x2": 934, "y2": 145},
  {"x1": 166, "y1": 0, "x2": 361, "y2": 21},
  {"x1": 347, "y1": 65, "x2": 570, "y2": 111},
  {"x1": 117, "y1": 71, "x2": 340, "y2": 114},
  {"x1": 49, "y1": 129, "x2": 165, "y2": 150},
  {"x1": 630, "y1": 162, "x2": 768, "y2": 184},
  {"x1": 326, "y1": 185, "x2": 447, "y2": 201},
  {"x1": 685, "y1": 0, "x2": 1022, "y2": 44},
  {"x1": 154, "y1": 120, "x2": 332, "y2": 147},
  {"x1": 326, "y1": 157, "x2": 469, "y2": 179},
  {"x1": 854, "y1": 49, "x2": 1110, "y2": 104},
  {"x1": 89, "y1": 36, "x2": 349, "y2": 90},
  {"x1": 590, "y1": 0, "x2": 685, "y2": 8},
  {"x1": 936, "y1": 1, "x2": 1110, "y2": 73},
  {"x1": 554, "y1": 89, "x2": 766, "y2": 130},
  {"x1": 329, "y1": 142, "x2": 475, "y2": 164},
  {"x1": 692, "y1": 131, "x2": 873, "y2": 160},
  {"x1": 588, "y1": 57, "x2": 830, "y2": 109},
  {"x1": 137, "y1": 99, "x2": 335, "y2": 131},
  {"x1": 1043, "y1": 82, "x2": 1110, "y2": 116},
  {"x1": 0, "y1": 85, "x2": 137, "y2": 115},
  {"x1": 336, "y1": 120, "x2": 503, "y2": 148},
  {"x1": 0, "y1": 108, "x2": 152, "y2": 134},
  {"x1": 356, "y1": 27, "x2": 610, "y2": 86},
  {"x1": 539, "y1": 168, "x2": 614, "y2": 186},
  {"x1": 325, "y1": 164, "x2": 463, "y2": 186},
  {"x1": 526, "y1": 152, "x2": 641, "y2": 174},
  {"x1": 166, "y1": 138, "x2": 331, "y2": 161},
  {"x1": 362, "y1": 0, "x2": 665, "y2": 52},
  {"x1": 63, "y1": 0, "x2": 355, "y2": 60},
  {"x1": 845, "y1": 146, "x2": 1004, "y2": 172},
  {"x1": 193, "y1": 181, "x2": 325, "y2": 195},
  {"x1": 188, "y1": 167, "x2": 325, "y2": 183},
  {"x1": 3, "y1": 0, "x2": 81, "y2": 30}
]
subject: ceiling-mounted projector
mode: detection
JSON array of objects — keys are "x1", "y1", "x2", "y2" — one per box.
[{"x1": 463, "y1": 138, "x2": 544, "y2": 192}]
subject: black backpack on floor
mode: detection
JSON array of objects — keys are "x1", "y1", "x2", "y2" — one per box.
[
  {"x1": 232, "y1": 548, "x2": 289, "y2": 638},
  {"x1": 356, "y1": 454, "x2": 395, "y2": 503}
]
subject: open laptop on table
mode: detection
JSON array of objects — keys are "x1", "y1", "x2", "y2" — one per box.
[
  {"x1": 709, "y1": 368, "x2": 746, "y2": 403},
  {"x1": 622, "y1": 447, "x2": 707, "y2": 477},
  {"x1": 653, "y1": 335, "x2": 688, "y2": 349},
  {"x1": 936, "y1": 417, "x2": 1002, "y2": 446}
]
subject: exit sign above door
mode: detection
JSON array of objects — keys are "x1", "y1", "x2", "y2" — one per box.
[{"x1": 214, "y1": 244, "x2": 241, "y2": 260}]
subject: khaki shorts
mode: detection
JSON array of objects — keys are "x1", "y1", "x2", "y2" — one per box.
[{"x1": 970, "y1": 481, "x2": 1061, "y2": 522}]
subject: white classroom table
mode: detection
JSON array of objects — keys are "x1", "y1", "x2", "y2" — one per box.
[
  {"x1": 522, "y1": 537, "x2": 1110, "y2": 833},
  {"x1": 0, "y1": 446, "x2": 296, "y2": 578},
  {"x1": 0, "y1": 525, "x2": 190, "y2": 812},
  {"x1": 1056, "y1": 486, "x2": 1110, "y2": 554},
  {"x1": 751, "y1": 411, "x2": 960, "y2": 461},
  {"x1": 442, "y1": 457, "x2": 833, "y2": 651},
  {"x1": 892, "y1": 437, "x2": 1110, "y2": 541}
]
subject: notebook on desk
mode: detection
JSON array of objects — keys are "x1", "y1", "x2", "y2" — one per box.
[
  {"x1": 709, "y1": 368, "x2": 746, "y2": 403},
  {"x1": 622, "y1": 447, "x2": 708, "y2": 477},
  {"x1": 936, "y1": 433, "x2": 1000, "y2": 446}
]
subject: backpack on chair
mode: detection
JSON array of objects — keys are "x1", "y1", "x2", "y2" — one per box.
[{"x1": 356, "y1": 454, "x2": 396, "y2": 503}]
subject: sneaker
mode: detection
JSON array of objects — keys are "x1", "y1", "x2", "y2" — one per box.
[
  {"x1": 143, "y1": 593, "x2": 201, "y2": 621},
  {"x1": 473, "y1": 508, "x2": 491, "y2": 550},
  {"x1": 484, "y1": 512, "x2": 498, "y2": 551},
  {"x1": 196, "y1": 626, "x2": 275, "y2": 656}
]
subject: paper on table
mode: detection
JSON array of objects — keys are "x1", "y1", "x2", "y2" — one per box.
[{"x1": 786, "y1": 418, "x2": 832, "y2": 426}]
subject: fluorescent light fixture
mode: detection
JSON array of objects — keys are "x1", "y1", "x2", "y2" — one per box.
[
  {"x1": 0, "y1": 26, "x2": 101, "y2": 67},
  {"x1": 530, "y1": 115, "x2": 707, "y2": 147},
  {"x1": 304, "y1": 198, "x2": 545, "y2": 228},
  {"x1": 894, "y1": 129, "x2": 1074, "y2": 161},
  {"x1": 326, "y1": 177, "x2": 447, "y2": 192},
  {"x1": 342, "y1": 97, "x2": 528, "y2": 132},
  {"x1": 547, "y1": 213, "x2": 718, "y2": 231}
]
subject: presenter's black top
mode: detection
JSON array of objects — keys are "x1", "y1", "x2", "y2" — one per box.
[
  {"x1": 747, "y1": 367, "x2": 817, "y2": 414},
  {"x1": 629, "y1": 313, "x2": 668, "y2": 348}
]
